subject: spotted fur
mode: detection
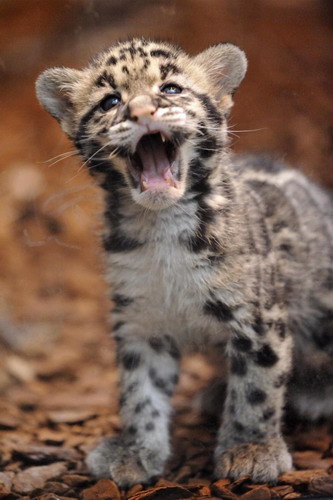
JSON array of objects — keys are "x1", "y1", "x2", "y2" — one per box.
[{"x1": 36, "y1": 38, "x2": 333, "y2": 487}]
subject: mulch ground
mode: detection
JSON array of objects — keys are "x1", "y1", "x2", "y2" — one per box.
[{"x1": 1, "y1": 322, "x2": 333, "y2": 500}]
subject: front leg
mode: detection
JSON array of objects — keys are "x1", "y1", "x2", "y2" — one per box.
[
  {"x1": 87, "y1": 331, "x2": 180, "y2": 488},
  {"x1": 215, "y1": 313, "x2": 293, "y2": 482}
]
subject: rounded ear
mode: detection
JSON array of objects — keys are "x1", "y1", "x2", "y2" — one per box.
[
  {"x1": 193, "y1": 43, "x2": 247, "y2": 98},
  {"x1": 35, "y1": 67, "x2": 82, "y2": 136}
]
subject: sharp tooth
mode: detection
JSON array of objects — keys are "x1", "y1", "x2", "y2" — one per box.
[{"x1": 160, "y1": 132, "x2": 166, "y2": 143}]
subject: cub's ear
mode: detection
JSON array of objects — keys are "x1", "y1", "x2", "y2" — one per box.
[
  {"x1": 193, "y1": 43, "x2": 247, "y2": 99},
  {"x1": 35, "y1": 67, "x2": 82, "y2": 137}
]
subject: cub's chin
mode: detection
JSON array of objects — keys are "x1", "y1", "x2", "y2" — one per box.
[{"x1": 131, "y1": 183, "x2": 185, "y2": 211}]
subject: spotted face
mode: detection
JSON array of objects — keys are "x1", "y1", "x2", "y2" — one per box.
[{"x1": 36, "y1": 38, "x2": 247, "y2": 210}]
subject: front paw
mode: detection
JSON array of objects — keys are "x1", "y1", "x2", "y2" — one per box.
[
  {"x1": 86, "y1": 436, "x2": 168, "y2": 488},
  {"x1": 214, "y1": 437, "x2": 292, "y2": 483}
]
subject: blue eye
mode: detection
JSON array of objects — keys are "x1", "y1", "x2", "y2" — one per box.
[
  {"x1": 99, "y1": 93, "x2": 121, "y2": 111},
  {"x1": 160, "y1": 83, "x2": 182, "y2": 95}
]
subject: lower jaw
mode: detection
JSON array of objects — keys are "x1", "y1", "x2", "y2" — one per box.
[{"x1": 131, "y1": 185, "x2": 184, "y2": 210}]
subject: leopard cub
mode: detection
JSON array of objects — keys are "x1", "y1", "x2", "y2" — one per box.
[{"x1": 36, "y1": 38, "x2": 333, "y2": 487}]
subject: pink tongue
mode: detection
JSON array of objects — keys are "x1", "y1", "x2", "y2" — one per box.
[{"x1": 136, "y1": 134, "x2": 172, "y2": 190}]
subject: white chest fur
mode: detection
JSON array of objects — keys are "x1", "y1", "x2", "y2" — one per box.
[{"x1": 105, "y1": 203, "x2": 227, "y2": 349}]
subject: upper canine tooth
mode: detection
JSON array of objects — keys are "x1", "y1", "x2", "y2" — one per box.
[{"x1": 160, "y1": 132, "x2": 166, "y2": 143}]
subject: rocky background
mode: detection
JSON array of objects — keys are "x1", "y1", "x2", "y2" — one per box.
[{"x1": 0, "y1": 0, "x2": 333, "y2": 498}]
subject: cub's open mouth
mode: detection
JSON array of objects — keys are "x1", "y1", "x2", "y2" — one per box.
[{"x1": 127, "y1": 132, "x2": 180, "y2": 192}]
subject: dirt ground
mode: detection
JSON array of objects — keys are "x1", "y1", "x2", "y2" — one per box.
[{"x1": 1, "y1": 0, "x2": 333, "y2": 498}]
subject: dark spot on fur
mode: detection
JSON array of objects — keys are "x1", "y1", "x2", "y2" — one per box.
[
  {"x1": 160, "y1": 63, "x2": 179, "y2": 80},
  {"x1": 145, "y1": 422, "x2": 155, "y2": 431},
  {"x1": 232, "y1": 335, "x2": 253, "y2": 352},
  {"x1": 113, "y1": 321, "x2": 125, "y2": 332},
  {"x1": 149, "y1": 336, "x2": 164, "y2": 353},
  {"x1": 107, "y1": 55, "x2": 118, "y2": 65},
  {"x1": 75, "y1": 105, "x2": 101, "y2": 147},
  {"x1": 233, "y1": 421, "x2": 245, "y2": 432},
  {"x1": 164, "y1": 335, "x2": 181, "y2": 359},
  {"x1": 127, "y1": 425, "x2": 137, "y2": 435},
  {"x1": 262, "y1": 407, "x2": 275, "y2": 421},
  {"x1": 197, "y1": 133, "x2": 218, "y2": 159},
  {"x1": 204, "y1": 299, "x2": 234, "y2": 322},
  {"x1": 138, "y1": 47, "x2": 148, "y2": 57},
  {"x1": 112, "y1": 294, "x2": 134, "y2": 310},
  {"x1": 194, "y1": 92, "x2": 222, "y2": 125},
  {"x1": 188, "y1": 158, "x2": 211, "y2": 187},
  {"x1": 228, "y1": 403, "x2": 235, "y2": 415},
  {"x1": 276, "y1": 320, "x2": 287, "y2": 339},
  {"x1": 150, "y1": 49, "x2": 172, "y2": 58},
  {"x1": 253, "y1": 344, "x2": 279, "y2": 367},
  {"x1": 274, "y1": 372, "x2": 289, "y2": 388},
  {"x1": 253, "y1": 316, "x2": 265, "y2": 336},
  {"x1": 127, "y1": 381, "x2": 139, "y2": 393},
  {"x1": 251, "y1": 428, "x2": 265, "y2": 439},
  {"x1": 149, "y1": 368, "x2": 172, "y2": 396},
  {"x1": 279, "y1": 243, "x2": 292, "y2": 253},
  {"x1": 95, "y1": 71, "x2": 116, "y2": 89},
  {"x1": 143, "y1": 59, "x2": 151, "y2": 70},
  {"x1": 120, "y1": 54, "x2": 126, "y2": 61},
  {"x1": 247, "y1": 387, "x2": 267, "y2": 405},
  {"x1": 207, "y1": 254, "x2": 225, "y2": 265},
  {"x1": 122, "y1": 352, "x2": 141, "y2": 370},
  {"x1": 221, "y1": 176, "x2": 235, "y2": 201},
  {"x1": 151, "y1": 409, "x2": 160, "y2": 418},
  {"x1": 122, "y1": 66, "x2": 130, "y2": 75},
  {"x1": 134, "y1": 398, "x2": 151, "y2": 413},
  {"x1": 230, "y1": 355, "x2": 247, "y2": 376},
  {"x1": 102, "y1": 233, "x2": 143, "y2": 252}
]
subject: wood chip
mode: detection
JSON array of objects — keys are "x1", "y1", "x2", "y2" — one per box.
[
  {"x1": 0, "y1": 471, "x2": 15, "y2": 490},
  {"x1": 12, "y1": 444, "x2": 80, "y2": 463},
  {"x1": 171, "y1": 465, "x2": 192, "y2": 483},
  {"x1": 293, "y1": 450, "x2": 333, "y2": 470},
  {"x1": 43, "y1": 480, "x2": 72, "y2": 495},
  {"x1": 61, "y1": 473, "x2": 91, "y2": 486},
  {"x1": 279, "y1": 468, "x2": 328, "y2": 485},
  {"x1": 211, "y1": 481, "x2": 238, "y2": 500},
  {"x1": 37, "y1": 428, "x2": 68, "y2": 444},
  {"x1": 0, "y1": 482, "x2": 10, "y2": 497},
  {"x1": 82, "y1": 478, "x2": 121, "y2": 500},
  {"x1": 240, "y1": 486, "x2": 271, "y2": 500},
  {"x1": 229, "y1": 475, "x2": 251, "y2": 491},
  {"x1": 32, "y1": 495, "x2": 78, "y2": 500},
  {"x1": 47, "y1": 409, "x2": 97, "y2": 424},
  {"x1": 309, "y1": 475, "x2": 333, "y2": 496},
  {"x1": 129, "y1": 485, "x2": 193, "y2": 500},
  {"x1": 6, "y1": 355, "x2": 35, "y2": 382},
  {"x1": 126, "y1": 484, "x2": 143, "y2": 498},
  {"x1": 12, "y1": 462, "x2": 68, "y2": 493},
  {"x1": 0, "y1": 414, "x2": 21, "y2": 430},
  {"x1": 270, "y1": 484, "x2": 294, "y2": 497}
]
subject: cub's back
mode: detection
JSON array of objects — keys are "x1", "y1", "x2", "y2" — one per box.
[{"x1": 235, "y1": 155, "x2": 333, "y2": 332}]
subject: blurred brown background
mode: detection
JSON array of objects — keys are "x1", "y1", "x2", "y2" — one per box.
[{"x1": 0, "y1": 0, "x2": 333, "y2": 403}]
